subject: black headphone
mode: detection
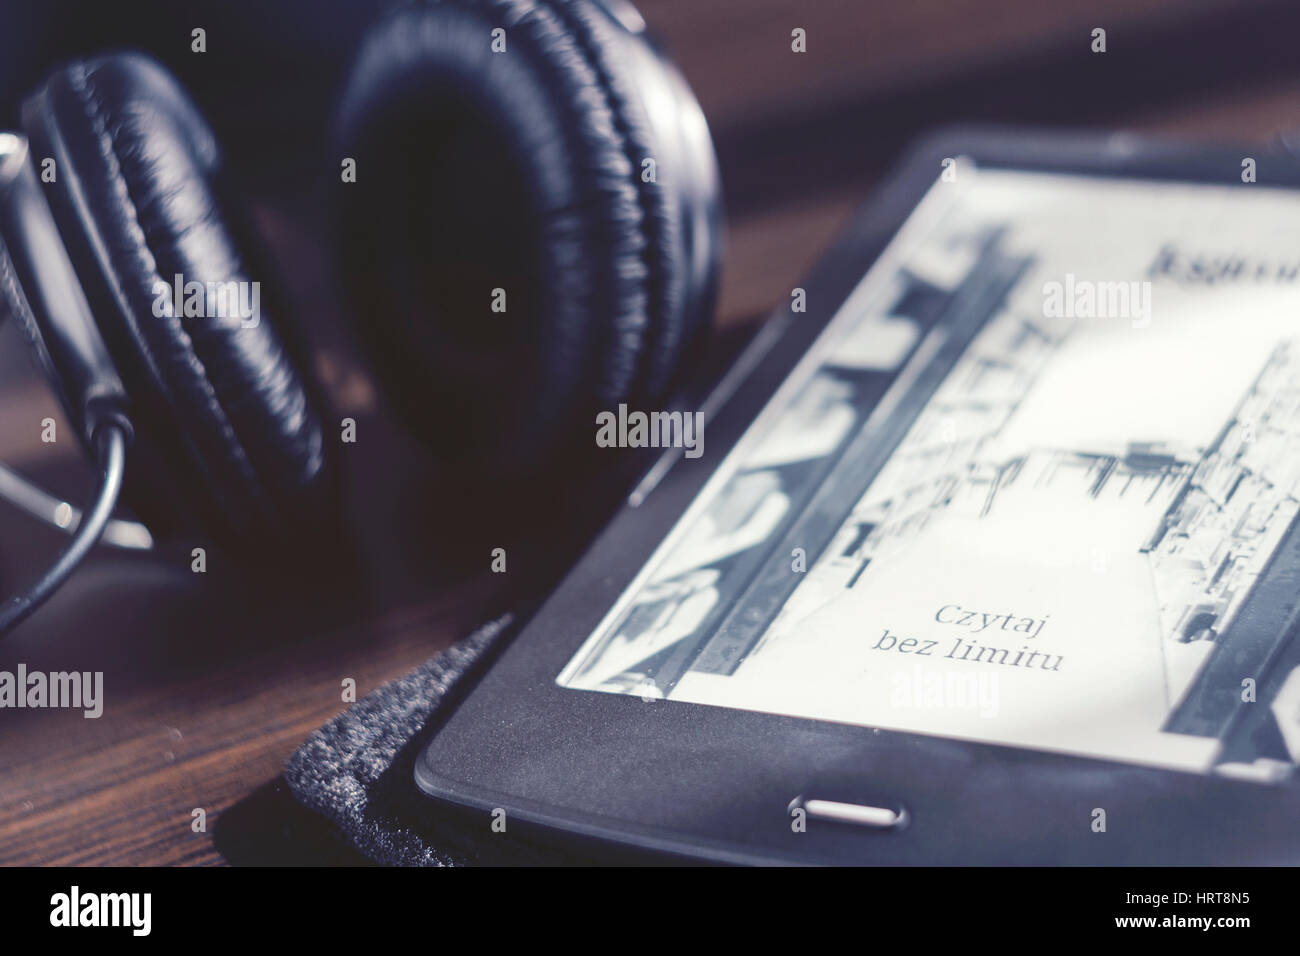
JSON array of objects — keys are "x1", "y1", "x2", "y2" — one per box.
[{"x1": 0, "y1": 0, "x2": 723, "y2": 636}]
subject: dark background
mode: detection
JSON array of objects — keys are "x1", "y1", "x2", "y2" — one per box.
[{"x1": 2, "y1": 0, "x2": 1299, "y2": 864}]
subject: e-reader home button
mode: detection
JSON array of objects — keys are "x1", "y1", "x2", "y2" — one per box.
[{"x1": 790, "y1": 795, "x2": 910, "y2": 831}]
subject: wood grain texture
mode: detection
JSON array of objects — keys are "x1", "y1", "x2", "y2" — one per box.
[
  {"x1": 3, "y1": 0, "x2": 1300, "y2": 866},
  {"x1": 640, "y1": 0, "x2": 1213, "y2": 124}
]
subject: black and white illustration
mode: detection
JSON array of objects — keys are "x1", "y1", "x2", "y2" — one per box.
[{"x1": 560, "y1": 169, "x2": 1300, "y2": 777}]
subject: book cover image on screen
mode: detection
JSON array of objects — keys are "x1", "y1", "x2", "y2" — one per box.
[{"x1": 560, "y1": 169, "x2": 1300, "y2": 782}]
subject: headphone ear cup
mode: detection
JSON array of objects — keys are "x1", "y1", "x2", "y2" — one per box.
[
  {"x1": 21, "y1": 52, "x2": 337, "y2": 550},
  {"x1": 332, "y1": 0, "x2": 696, "y2": 473},
  {"x1": 547, "y1": 0, "x2": 693, "y2": 397}
]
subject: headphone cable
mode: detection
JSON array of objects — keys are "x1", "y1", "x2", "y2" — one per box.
[{"x1": 0, "y1": 423, "x2": 127, "y2": 637}]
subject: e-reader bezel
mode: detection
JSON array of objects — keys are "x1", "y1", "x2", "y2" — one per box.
[{"x1": 413, "y1": 126, "x2": 1300, "y2": 865}]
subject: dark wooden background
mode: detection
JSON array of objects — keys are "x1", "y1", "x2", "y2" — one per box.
[{"x1": 3, "y1": 0, "x2": 1300, "y2": 865}]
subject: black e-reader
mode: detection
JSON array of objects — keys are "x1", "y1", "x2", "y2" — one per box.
[{"x1": 414, "y1": 127, "x2": 1300, "y2": 865}]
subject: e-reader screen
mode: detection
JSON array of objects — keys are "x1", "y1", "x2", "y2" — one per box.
[{"x1": 557, "y1": 165, "x2": 1300, "y2": 780}]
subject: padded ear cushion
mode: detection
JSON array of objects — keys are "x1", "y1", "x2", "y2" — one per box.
[
  {"x1": 544, "y1": 0, "x2": 688, "y2": 397},
  {"x1": 334, "y1": 0, "x2": 685, "y2": 469},
  {"x1": 21, "y1": 52, "x2": 335, "y2": 547}
]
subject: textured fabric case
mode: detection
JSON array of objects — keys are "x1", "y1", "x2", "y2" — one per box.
[
  {"x1": 284, "y1": 616, "x2": 508, "y2": 866},
  {"x1": 284, "y1": 613, "x2": 595, "y2": 865}
]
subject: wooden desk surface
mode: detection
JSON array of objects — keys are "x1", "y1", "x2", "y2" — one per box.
[{"x1": 4, "y1": 0, "x2": 1300, "y2": 865}]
